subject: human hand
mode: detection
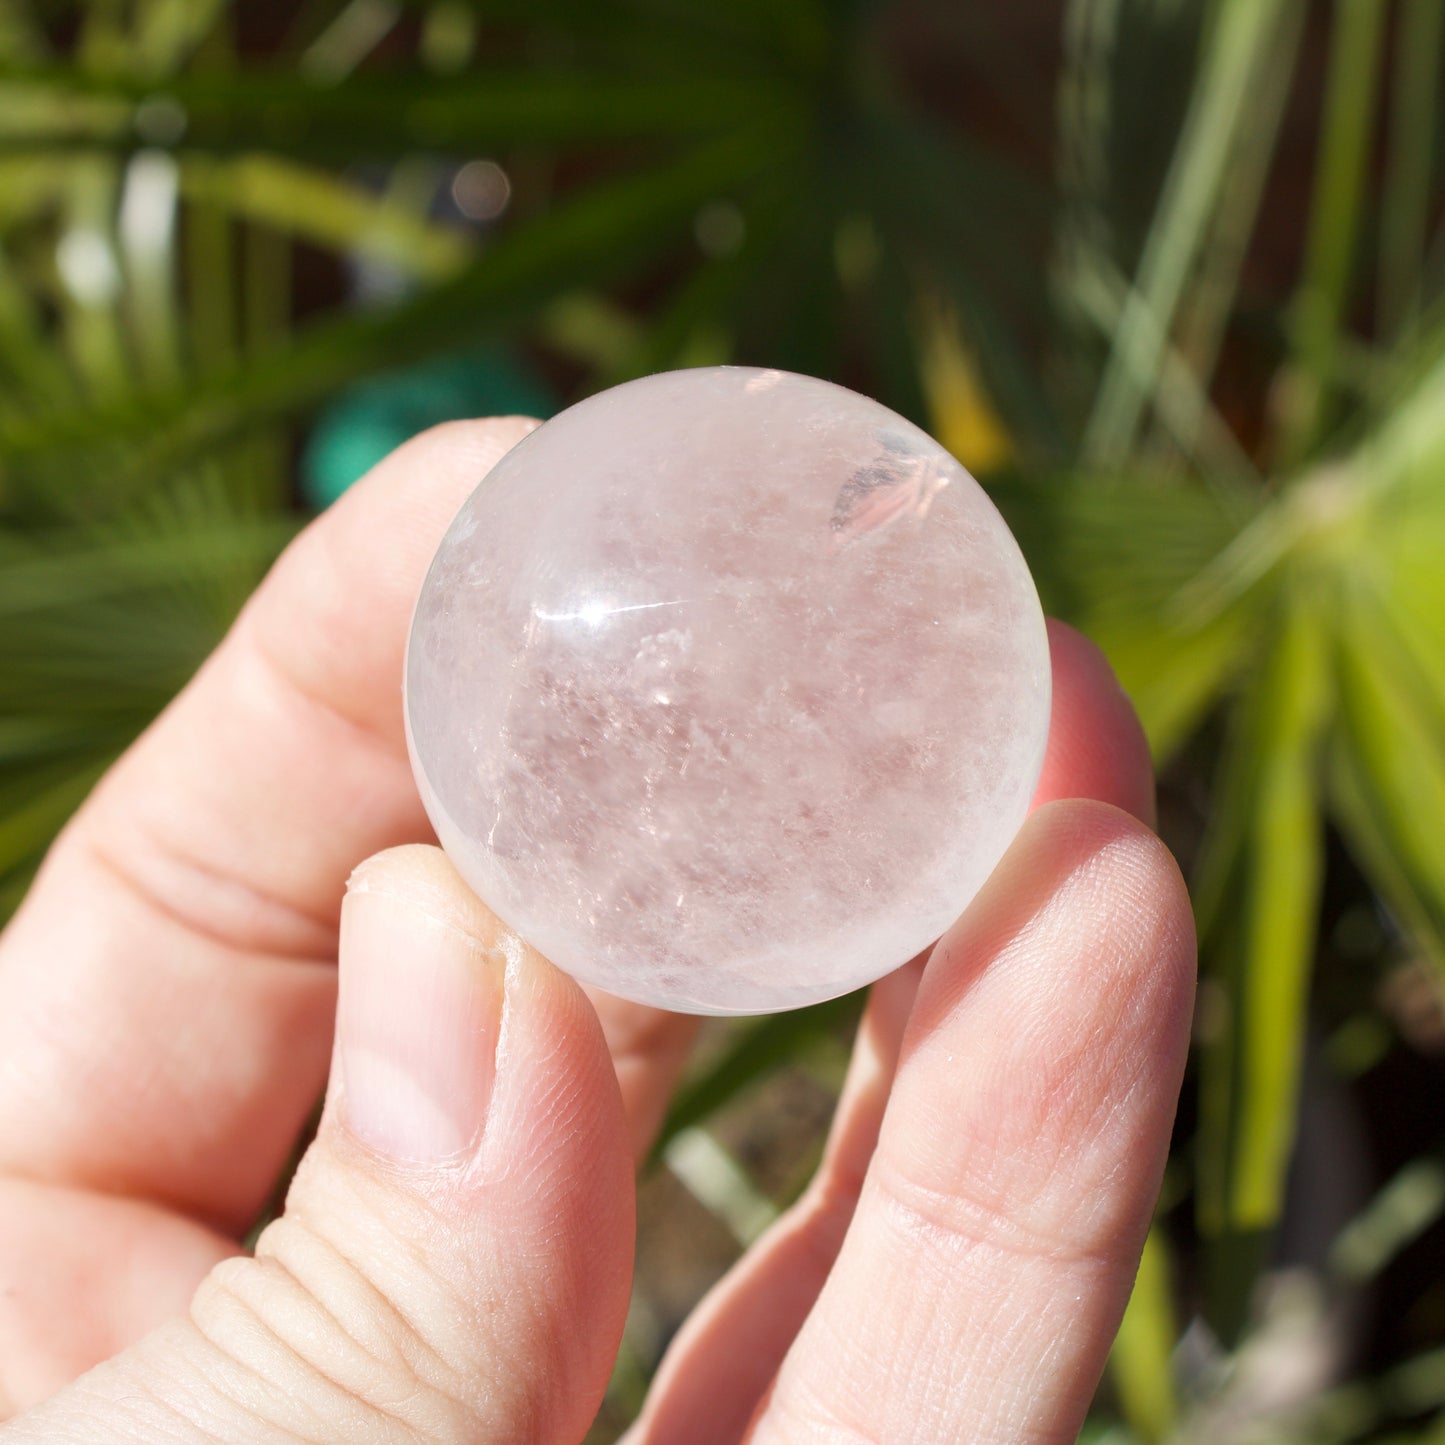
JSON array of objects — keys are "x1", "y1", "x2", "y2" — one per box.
[{"x1": 0, "y1": 419, "x2": 1194, "y2": 1442}]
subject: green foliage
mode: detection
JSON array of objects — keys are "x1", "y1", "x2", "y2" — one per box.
[{"x1": 3, "y1": 0, "x2": 1445, "y2": 1439}]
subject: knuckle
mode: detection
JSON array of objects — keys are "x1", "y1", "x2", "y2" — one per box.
[
  {"x1": 76, "y1": 816, "x2": 337, "y2": 966},
  {"x1": 868, "y1": 1153, "x2": 1114, "y2": 1276},
  {"x1": 760, "y1": 1374, "x2": 889, "y2": 1445},
  {"x1": 187, "y1": 1218, "x2": 478, "y2": 1444}
]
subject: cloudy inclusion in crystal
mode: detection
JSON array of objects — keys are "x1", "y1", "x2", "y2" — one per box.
[{"x1": 405, "y1": 367, "x2": 1051, "y2": 1015}]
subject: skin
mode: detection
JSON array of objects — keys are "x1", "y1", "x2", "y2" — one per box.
[{"x1": 0, "y1": 418, "x2": 1195, "y2": 1442}]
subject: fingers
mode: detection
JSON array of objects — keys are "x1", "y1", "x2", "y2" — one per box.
[
  {"x1": 0, "y1": 419, "x2": 536, "y2": 1228},
  {"x1": 746, "y1": 802, "x2": 1194, "y2": 1443},
  {"x1": 628, "y1": 615, "x2": 1161, "y2": 1444},
  {"x1": 3, "y1": 847, "x2": 633, "y2": 1443},
  {"x1": 1034, "y1": 619, "x2": 1155, "y2": 826}
]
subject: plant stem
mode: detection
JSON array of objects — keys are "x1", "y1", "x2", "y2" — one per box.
[
  {"x1": 1275, "y1": 0, "x2": 1387, "y2": 470},
  {"x1": 1378, "y1": 0, "x2": 1444, "y2": 348}
]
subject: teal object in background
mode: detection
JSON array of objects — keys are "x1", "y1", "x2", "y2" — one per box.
[{"x1": 300, "y1": 342, "x2": 556, "y2": 508}]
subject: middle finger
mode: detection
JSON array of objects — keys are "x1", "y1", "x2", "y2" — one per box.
[{"x1": 628, "y1": 619, "x2": 1157, "y2": 1443}]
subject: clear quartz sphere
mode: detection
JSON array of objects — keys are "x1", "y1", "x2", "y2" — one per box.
[{"x1": 405, "y1": 367, "x2": 1050, "y2": 1015}]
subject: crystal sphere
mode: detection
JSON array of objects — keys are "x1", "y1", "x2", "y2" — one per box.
[{"x1": 405, "y1": 367, "x2": 1050, "y2": 1015}]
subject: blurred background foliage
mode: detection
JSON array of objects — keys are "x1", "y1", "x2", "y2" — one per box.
[{"x1": 1, "y1": 0, "x2": 1444, "y2": 1438}]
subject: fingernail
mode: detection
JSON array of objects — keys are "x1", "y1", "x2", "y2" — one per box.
[{"x1": 336, "y1": 881, "x2": 506, "y2": 1165}]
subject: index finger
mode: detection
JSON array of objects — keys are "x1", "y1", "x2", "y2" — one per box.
[{"x1": 0, "y1": 419, "x2": 535, "y2": 1229}]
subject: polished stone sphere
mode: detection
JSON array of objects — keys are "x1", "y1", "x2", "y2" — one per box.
[{"x1": 405, "y1": 367, "x2": 1050, "y2": 1014}]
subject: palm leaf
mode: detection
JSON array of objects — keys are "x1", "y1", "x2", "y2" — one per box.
[
  {"x1": 1108, "y1": 1224, "x2": 1179, "y2": 1442},
  {"x1": 0, "y1": 129, "x2": 781, "y2": 510},
  {"x1": 1274, "y1": 0, "x2": 1387, "y2": 468},
  {"x1": 0, "y1": 66, "x2": 798, "y2": 156},
  {"x1": 989, "y1": 467, "x2": 1256, "y2": 759},
  {"x1": 1376, "y1": 0, "x2": 1443, "y2": 346},
  {"x1": 1194, "y1": 584, "x2": 1331, "y2": 1343},
  {"x1": 1083, "y1": 0, "x2": 1296, "y2": 465},
  {"x1": 1331, "y1": 581, "x2": 1445, "y2": 973}
]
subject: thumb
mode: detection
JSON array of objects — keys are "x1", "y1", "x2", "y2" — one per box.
[{"x1": 6, "y1": 846, "x2": 634, "y2": 1444}]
